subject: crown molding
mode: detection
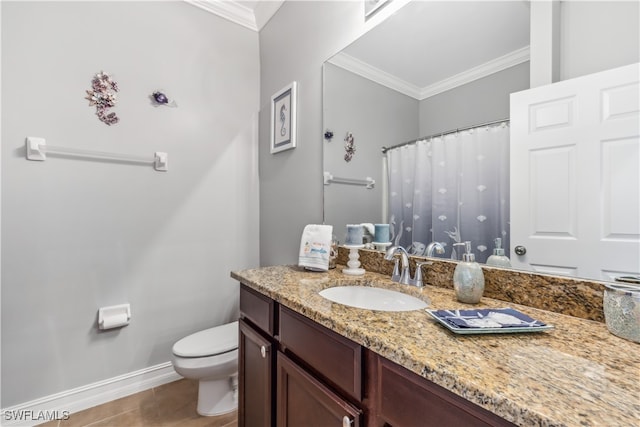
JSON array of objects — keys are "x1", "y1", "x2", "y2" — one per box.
[
  {"x1": 327, "y1": 53, "x2": 423, "y2": 99},
  {"x1": 329, "y1": 46, "x2": 530, "y2": 101},
  {"x1": 185, "y1": 0, "x2": 257, "y2": 31},
  {"x1": 253, "y1": 1, "x2": 285, "y2": 30},
  {"x1": 184, "y1": 0, "x2": 284, "y2": 32},
  {"x1": 419, "y1": 46, "x2": 530, "y2": 99}
]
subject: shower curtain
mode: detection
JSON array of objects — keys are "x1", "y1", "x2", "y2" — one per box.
[{"x1": 386, "y1": 123, "x2": 510, "y2": 263}]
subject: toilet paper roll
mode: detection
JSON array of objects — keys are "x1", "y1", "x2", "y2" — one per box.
[{"x1": 100, "y1": 313, "x2": 129, "y2": 330}]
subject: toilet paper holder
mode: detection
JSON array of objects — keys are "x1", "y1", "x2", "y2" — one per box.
[{"x1": 98, "y1": 304, "x2": 131, "y2": 330}]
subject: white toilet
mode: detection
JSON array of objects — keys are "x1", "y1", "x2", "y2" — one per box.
[{"x1": 172, "y1": 321, "x2": 239, "y2": 416}]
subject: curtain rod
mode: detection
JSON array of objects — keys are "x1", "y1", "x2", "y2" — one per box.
[{"x1": 381, "y1": 118, "x2": 510, "y2": 154}]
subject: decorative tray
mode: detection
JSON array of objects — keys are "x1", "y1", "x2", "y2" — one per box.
[{"x1": 426, "y1": 308, "x2": 553, "y2": 335}]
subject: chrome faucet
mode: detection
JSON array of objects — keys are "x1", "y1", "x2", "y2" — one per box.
[
  {"x1": 385, "y1": 246, "x2": 411, "y2": 284},
  {"x1": 384, "y1": 246, "x2": 432, "y2": 287},
  {"x1": 426, "y1": 241, "x2": 445, "y2": 257}
]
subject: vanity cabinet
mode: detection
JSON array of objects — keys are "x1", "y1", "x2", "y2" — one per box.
[
  {"x1": 239, "y1": 284, "x2": 363, "y2": 427},
  {"x1": 238, "y1": 283, "x2": 514, "y2": 427},
  {"x1": 239, "y1": 286, "x2": 276, "y2": 427}
]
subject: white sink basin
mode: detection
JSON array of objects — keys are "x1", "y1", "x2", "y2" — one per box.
[{"x1": 319, "y1": 286, "x2": 428, "y2": 312}]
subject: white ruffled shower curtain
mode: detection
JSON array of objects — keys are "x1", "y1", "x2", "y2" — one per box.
[{"x1": 386, "y1": 123, "x2": 510, "y2": 263}]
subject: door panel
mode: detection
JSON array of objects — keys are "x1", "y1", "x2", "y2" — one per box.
[{"x1": 510, "y1": 63, "x2": 640, "y2": 281}]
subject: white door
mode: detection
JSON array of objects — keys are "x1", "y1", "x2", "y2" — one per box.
[{"x1": 510, "y1": 63, "x2": 640, "y2": 282}]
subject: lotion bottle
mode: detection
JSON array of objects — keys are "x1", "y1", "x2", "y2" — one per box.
[
  {"x1": 452, "y1": 241, "x2": 485, "y2": 304},
  {"x1": 486, "y1": 238, "x2": 512, "y2": 268}
]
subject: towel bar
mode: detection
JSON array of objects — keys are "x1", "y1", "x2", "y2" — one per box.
[{"x1": 25, "y1": 137, "x2": 168, "y2": 171}]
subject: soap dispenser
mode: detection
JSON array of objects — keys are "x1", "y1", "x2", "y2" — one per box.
[
  {"x1": 486, "y1": 238, "x2": 512, "y2": 268},
  {"x1": 452, "y1": 241, "x2": 485, "y2": 304}
]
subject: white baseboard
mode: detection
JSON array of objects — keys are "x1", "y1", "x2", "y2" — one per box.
[{"x1": 1, "y1": 362, "x2": 182, "y2": 426}]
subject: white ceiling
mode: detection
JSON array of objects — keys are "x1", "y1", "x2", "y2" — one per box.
[
  {"x1": 186, "y1": 0, "x2": 531, "y2": 99},
  {"x1": 344, "y1": 1, "x2": 530, "y2": 87},
  {"x1": 336, "y1": 1, "x2": 531, "y2": 99}
]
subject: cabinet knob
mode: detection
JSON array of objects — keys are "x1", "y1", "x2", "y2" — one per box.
[
  {"x1": 260, "y1": 345, "x2": 266, "y2": 358},
  {"x1": 342, "y1": 416, "x2": 353, "y2": 427}
]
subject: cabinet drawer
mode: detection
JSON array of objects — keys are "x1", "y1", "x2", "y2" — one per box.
[
  {"x1": 240, "y1": 284, "x2": 274, "y2": 335},
  {"x1": 376, "y1": 356, "x2": 515, "y2": 427},
  {"x1": 279, "y1": 306, "x2": 362, "y2": 401}
]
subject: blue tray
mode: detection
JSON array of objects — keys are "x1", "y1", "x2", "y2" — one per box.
[{"x1": 426, "y1": 308, "x2": 554, "y2": 335}]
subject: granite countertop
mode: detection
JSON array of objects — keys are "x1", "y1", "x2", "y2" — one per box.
[{"x1": 231, "y1": 265, "x2": 640, "y2": 427}]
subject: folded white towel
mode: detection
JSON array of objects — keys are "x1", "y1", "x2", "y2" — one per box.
[{"x1": 298, "y1": 224, "x2": 333, "y2": 271}]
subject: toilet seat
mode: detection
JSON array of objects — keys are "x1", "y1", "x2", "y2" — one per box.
[{"x1": 173, "y1": 321, "x2": 238, "y2": 358}]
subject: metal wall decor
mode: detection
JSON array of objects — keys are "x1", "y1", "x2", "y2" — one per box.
[
  {"x1": 344, "y1": 131, "x2": 356, "y2": 162},
  {"x1": 85, "y1": 71, "x2": 119, "y2": 126},
  {"x1": 150, "y1": 91, "x2": 177, "y2": 108},
  {"x1": 324, "y1": 130, "x2": 334, "y2": 141}
]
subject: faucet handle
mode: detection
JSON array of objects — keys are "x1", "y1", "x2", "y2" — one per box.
[
  {"x1": 413, "y1": 261, "x2": 433, "y2": 288},
  {"x1": 391, "y1": 258, "x2": 401, "y2": 282}
]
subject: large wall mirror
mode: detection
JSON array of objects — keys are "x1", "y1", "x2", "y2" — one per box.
[{"x1": 322, "y1": 0, "x2": 639, "y2": 283}]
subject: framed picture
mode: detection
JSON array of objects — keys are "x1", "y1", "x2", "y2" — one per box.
[{"x1": 270, "y1": 81, "x2": 297, "y2": 154}]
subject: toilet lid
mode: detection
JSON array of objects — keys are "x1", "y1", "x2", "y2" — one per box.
[{"x1": 173, "y1": 321, "x2": 238, "y2": 358}]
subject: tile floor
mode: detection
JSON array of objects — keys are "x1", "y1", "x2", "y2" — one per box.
[{"x1": 39, "y1": 379, "x2": 237, "y2": 427}]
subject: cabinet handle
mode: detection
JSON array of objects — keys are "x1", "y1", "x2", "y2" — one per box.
[
  {"x1": 342, "y1": 416, "x2": 353, "y2": 427},
  {"x1": 260, "y1": 345, "x2": 266, "y2": 358}
]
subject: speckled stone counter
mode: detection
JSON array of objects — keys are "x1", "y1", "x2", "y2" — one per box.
[{"x1": 231, "y1": 265, "x2": 640, "y2": 427}]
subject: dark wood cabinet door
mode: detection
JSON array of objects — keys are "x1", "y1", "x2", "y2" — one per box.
[
  {"x1": 277, "y1": 352, "x2": 362, "y2": 427},
  {"x1": 372, "y1": 353, "x2": 515, "y2": 427},
  {"x1": 239, "y1": 319, "x2": 274, "y2": 427}
]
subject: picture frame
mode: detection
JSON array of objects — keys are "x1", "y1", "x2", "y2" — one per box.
[{"x1": 270, "y1": 81, "x2": 297, "y2": 154}]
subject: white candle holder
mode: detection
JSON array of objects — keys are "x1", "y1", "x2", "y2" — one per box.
[
  {"x1": 342, "y1": 244, "x2": 365, "y2": 276},
  {"x1": 373, "y1": 241, "x2": 392, "y2": 252}
]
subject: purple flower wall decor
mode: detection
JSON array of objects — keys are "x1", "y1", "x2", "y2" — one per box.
[
  {"x1": 150, "y1": 91, "x2": 177, "y2": 108},
  {"x1": 85, "y1": 71, "x2": 120, "y2": 126},
  {"x1": 344, "y1": 131, "x2": 356, "y2": 162}
]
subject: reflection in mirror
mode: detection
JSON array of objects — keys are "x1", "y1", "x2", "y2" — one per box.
[
  {"x1": 323, "y1": 1, "x2": 640, "y2": 283},
  {"x1": 323, "y1": 61, "x2": 417, "y2": 246},
  {"x1": 384, "y1": 121, "x2": 510, "y2": 264},
  {"x1": 323, "y1": 0, "x2": 529, "y2": 262}
]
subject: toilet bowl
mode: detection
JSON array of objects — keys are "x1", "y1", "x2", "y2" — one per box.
[{"x1": 172, "y1": 321, "x2": 239, "y2": 416}]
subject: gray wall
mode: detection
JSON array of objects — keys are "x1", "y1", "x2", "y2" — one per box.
[
  {"x1": 258, "y1": 1, "x2": 367, "y2": 266},
  {"x1": 418, "y1": 63, "x2": 530, "y2": 136},
  {"x1": 323, "y1": 63, "x2": 418, "y2": 242},
  {"x1": 1, "y1": 1, "x2": 259, "y2": 407},
  {"x1": 560, "y1": 1, "x2": 640, "y2": 80}
]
